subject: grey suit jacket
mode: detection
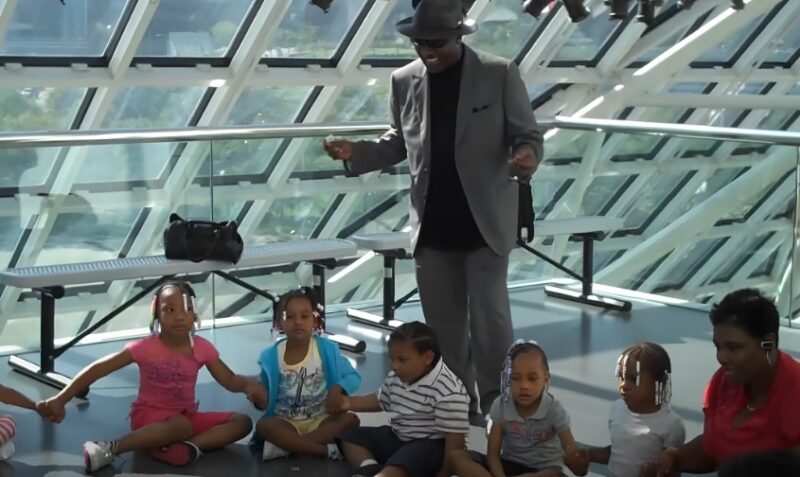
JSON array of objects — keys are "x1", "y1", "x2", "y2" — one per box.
[{"x1": 346, "y1": 46, "x2": 543, "y2": 256}]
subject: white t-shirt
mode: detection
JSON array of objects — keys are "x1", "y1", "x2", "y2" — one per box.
[
  {"x1": 608, "y1": 399, "x2": 685, "y2": 477},
  {"x1": 274, "y1": 340, "x2": 327, "y2": 421}
]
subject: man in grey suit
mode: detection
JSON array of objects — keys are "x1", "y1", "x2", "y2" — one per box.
[{"x1": 325, "y1": 0, "x2": 543, "y2": 416}]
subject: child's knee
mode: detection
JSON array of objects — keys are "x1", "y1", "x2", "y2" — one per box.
[
  {"x1": 447, "y1": 448, "x2": 470, "y2": 468},
  {"x1": 165, "y1": 415, "x2": 194, "y2": 440},
  {"x1": 342, "y1": 412, "x2": 359, "y2": 427},
  {"x1": 255, "y1": 417, "x2": 283, "y2": 438},
  {"x1": 230, "y1": 414, "x2": 252, "y2": 435}
]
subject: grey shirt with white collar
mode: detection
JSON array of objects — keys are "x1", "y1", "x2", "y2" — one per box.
[{"x1": 488, "y1": 391, "x2": 571, "y2": 470}]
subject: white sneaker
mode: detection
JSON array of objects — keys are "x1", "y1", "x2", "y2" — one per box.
[
  {"x1": 261, "y1": 441, "x2": 289, "y2": 461},
  {"x1": 83, "y1": 441, "x2": 114, "y2": 472},
  {"x1": 0, "y1": 441, "x2": 14, "y2": 460},
  {"x1": 327, "y1": 442, "x2": 343, "y2": 461}
]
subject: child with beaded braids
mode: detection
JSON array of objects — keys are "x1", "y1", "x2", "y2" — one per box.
[
  {"x1": 450, "y1": 340, "x2": 587, "y2": 477},
  {"x1": 39, "y1": 280, "x2": 261, "y2": 473},
  {"x1": 253, "y1": 286, "x2": 360, "y2": 461},
  {"x1": 583, "y1": 342, "x2": 685, "y2": 477}
]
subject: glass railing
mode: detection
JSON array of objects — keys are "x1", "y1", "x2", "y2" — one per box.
[{"x1": 0, "y1": 118, "x2": 797, "y2": 352}]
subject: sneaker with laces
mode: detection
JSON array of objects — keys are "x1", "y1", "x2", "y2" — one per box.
[
  {"x1": 261, "y1": 441, "x2": 289, "y2": 461},
  {"x1": 352, "y1": 463, "x2": 383, "y2": 477},
  {"x1": 0, "y1": 441, "x2": 14, "y2": 461},
  {"x1": 83, "y1": 441, "x2": 114, "y2": 473}
]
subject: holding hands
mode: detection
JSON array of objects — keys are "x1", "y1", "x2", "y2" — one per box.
[
  {"x1": 325, "y1": 385, "x2": 348, "y2": 414},
  {"x1": 640, "y1": 448, "x2": 680, "y2": 477},
  {"x1": 36, "y1": 397, "x2": 66, "y2": 423},
  {"x1": 244, "y1": 380, "x2": 268, "y2": 410}
]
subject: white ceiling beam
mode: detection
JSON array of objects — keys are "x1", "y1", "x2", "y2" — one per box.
[
  {"x1": 108, "y1": 0, "x2": 161, "y2": 78},
  {"x1": 618, "y1": 0, "x2": 728, "y2": 68},
  {"x1": 574, "y1": 0, "x2": 782, "y2": 120},
  {"x1": 595, "y1": 143, "x2": 797, "y2": 284},
  {"x1": 0, "y1": 0, "x2": 19, "y2": 47}
]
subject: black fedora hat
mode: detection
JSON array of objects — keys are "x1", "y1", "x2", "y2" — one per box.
[{"x1": 396, "y1": 0, "x2": 478, "y2": 40}]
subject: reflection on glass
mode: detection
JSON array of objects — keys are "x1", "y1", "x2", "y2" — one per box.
[
  {"x1": 613, "y1": 108, "x2": 687, "y2": 156},
  {"x1": 214, "y1": 87, "x2": 313, "y2": 177},
  {"x1": 343, "y1": 191, "x2": 408, "y2": 236},
  {"x1": 325, "y1": 84, "x2": 391, "y2": 122},
  {"x1": 465, "y1": 0, "x2": 540, "y2": 60},
  {"x1": 694, "y1": 13, "x2": 766, "y2": 63},
  {"x1": 765, "y1": 16, "x2": 800, "y2": 63},
  {"x1": 552, "y1": 7, "x2": 618, "y2": 62},
  {"x1": 581, "y1": 176, "x2": 632, "y2": 216},
  {"x1": 655, "y1": 238, "x2": 725, "y2": 292},
  {"x1": 0, "y1": 88, "x2": 85, "y2": 131},
  {"x1": 103, "y1": 87, "x2": 206, "y2": 128},
  {"x1": 1, "y1": 0, "x2": 127, "y2": 56},
  {"x1": 266, "y1": 0, "x2": 368, "y2": 59},
  {"x1": 250, "y1": 195, "x2": 336, "y2": 242},
  {"x1": 364, "y1": 0, "x2": 416, "y2": 59},
  {"x1": 135, "y1": 0, "x2": 254, "y2": 57},
  {"x1": 632, "y1": 30, "x2": 684, "y2": 65},
  {"x1": 620, "y1": 172, "x2": 689, "y2": 230}
]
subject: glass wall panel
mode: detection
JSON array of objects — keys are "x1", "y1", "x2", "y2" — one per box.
[
  {"x1": 364, "y1": 0, "x2": 416, "y2": 60},
  {"x1": 135, "y1": 0, "x2": 254, "y2": 57},
  {"x1": 1, "y1": 0, "x2": 128, "y2": 56},
  {"x1": 465, "y1": 0, "x2": 541, "y2": 60},
  {"x1": 266, "y1": 0, "x2": 369, "y2": 59}
]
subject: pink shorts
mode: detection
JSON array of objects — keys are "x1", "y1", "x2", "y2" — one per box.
[{"x1": 130, "y1": 408, "x2": 233, "y2": 436}]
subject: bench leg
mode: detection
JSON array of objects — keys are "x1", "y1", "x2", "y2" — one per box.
[
  {"x1": 346, "y1": 255, "x2": 406, "y2": 332},
  {"x1": 544, "y1": 236, "x2": 632, "y2": 312},
  {"x1": 311, "y1": 263, "x2": 367, "y2": 353},
  {"x1": 9, "y1": 286, "x2": 84, "y2": 396}
]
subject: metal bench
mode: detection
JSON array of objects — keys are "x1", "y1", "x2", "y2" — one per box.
[
  {"x1": 346, "y1": 216, "x2": 631, "y2": 332},
  {"x1": 0, "y1": 239, "x2": 366, "y2": 396}
]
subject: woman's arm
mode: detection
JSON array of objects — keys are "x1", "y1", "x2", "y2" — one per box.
[
  {"x1": 0, "y1": 385, "x2": 36, "y2": 410},
  {"x1": 671, "y1": 435, "x2": 716, "y2": 473},
  {"x1": 645, "y1": 435, "x2": 716, "y2": 477},
  {"x1": 486, "y1": 420, "x2": 507, "y2": 477}
]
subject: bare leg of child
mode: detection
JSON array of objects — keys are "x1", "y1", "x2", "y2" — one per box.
[
  {"x1": 257, "y1": 417, "x2": 327, "y2": 457},
  {"x1": 116, "y1": 415, "x2": 193, "y2": 453},
  {"x1": 341, "y1": 441, "x2": 378, "y2": 469},
  {"x1": 304, "y1": 413, "x2": 359, "y2": 445},
  {"x1": 84, "y1": 416, "x2": 194, "y2": 472},
  {"x1": 376, "y1": 466, "x2": 409, "y2": 477},
  {"x1": 448, "y1": 449, "x2": 492, "y2": 477},
  {"x1": 150, "y1": 413, "x2": 252, "y2": 466},
  {"x1": 188, "y1": 413, "x2": 251, "y2": 451}
]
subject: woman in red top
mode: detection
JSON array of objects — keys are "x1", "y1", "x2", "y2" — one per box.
[{"x1": 644, "y1": 288, "x2": 800, "y2": 476}]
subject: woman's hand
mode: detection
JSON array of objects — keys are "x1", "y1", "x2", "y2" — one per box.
[{"x1": 641, "y1": 448, "x2": 680, "y2": 477}]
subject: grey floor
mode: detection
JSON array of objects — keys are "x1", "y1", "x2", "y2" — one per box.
[{"x1": 2, "y1": 284, "x2": 798, "y2": 477}]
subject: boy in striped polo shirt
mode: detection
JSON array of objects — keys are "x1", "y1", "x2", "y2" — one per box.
[{"x1": 335, "y1": 321, "x2": 469, "y2": 477}]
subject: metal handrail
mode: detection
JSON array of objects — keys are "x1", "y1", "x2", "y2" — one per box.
[{"x1": 0, "y1": 116, "x2": 797, "y2": 148}]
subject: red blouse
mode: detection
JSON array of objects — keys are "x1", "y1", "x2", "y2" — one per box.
[{"x1": 702, "y1": 351, "x2": 800, "y2": 465}]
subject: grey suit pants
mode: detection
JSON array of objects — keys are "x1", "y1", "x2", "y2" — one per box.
[{"x1": 414, "y1": 246, "x2": 513, "y2": 415}]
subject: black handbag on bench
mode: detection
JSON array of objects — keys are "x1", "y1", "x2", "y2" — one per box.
[{"x1": 163, "y1": 213, "x2": 244, "y2": 264}]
